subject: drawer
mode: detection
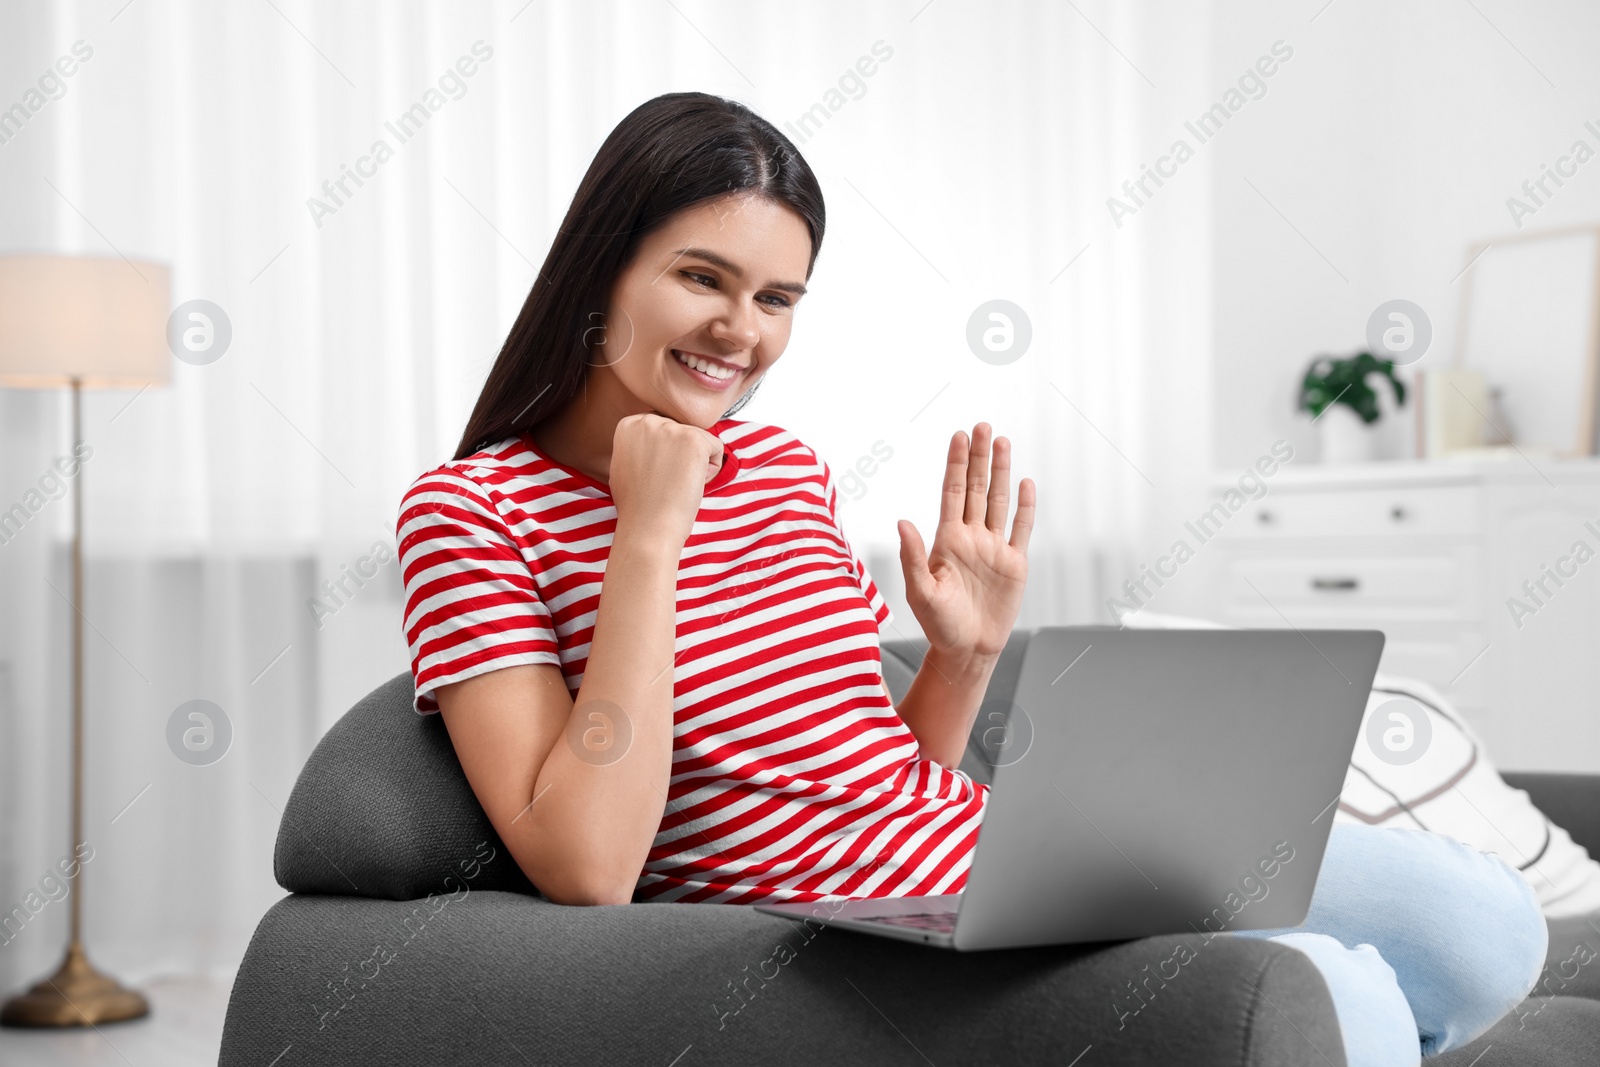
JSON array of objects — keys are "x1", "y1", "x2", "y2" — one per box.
[
  {"x1": 1215, "y1": 485, "x2": 1480, "y2": 540},
  {"x1": 1219, "y1": 548, "x2": 1479, "y2": 618}
]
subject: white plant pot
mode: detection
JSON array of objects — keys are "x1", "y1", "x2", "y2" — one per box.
[{"x1": 1318, "y1": 403, "x2": 1378, "y2": 463}]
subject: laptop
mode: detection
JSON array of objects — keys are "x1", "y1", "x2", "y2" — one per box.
[{"x1": 754, "y1": 626, "x2": 1384, "y2": 950}]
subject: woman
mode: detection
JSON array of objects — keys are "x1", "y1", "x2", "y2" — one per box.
[{"x1": 397, "y1": 92, "x2": 1546, "y2": 1065}]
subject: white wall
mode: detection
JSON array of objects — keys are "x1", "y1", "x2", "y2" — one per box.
[{"x1": 1211, "y1": 0, "x2": 1600, "y2": 468}]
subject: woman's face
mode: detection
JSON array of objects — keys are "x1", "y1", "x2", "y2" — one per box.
[{"x1": 595, "y1": 192, "x2": 813, "y2": 429}]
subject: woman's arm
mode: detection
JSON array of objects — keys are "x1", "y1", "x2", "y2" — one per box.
[
  {"x1": 888, "y1": 646, "x2": 1000, "y2": 769},
  {"x1": 891, "y1": 423, "x2": 1034, "y2": 768},
  {"x1": 436, "y1": 523, "x2": 682, "y2": 905},
  {"x1": 434, "y1": 414, "x2": 726, "y2": 907}
]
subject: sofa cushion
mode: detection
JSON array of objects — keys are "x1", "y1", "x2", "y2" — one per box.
[
  {"x1": 1539, "y1": 912, "x2": 1600, "y2": 1002},
  {"x1": 1430, "y1": 996, "x2": 1600, "y2": 1066}
]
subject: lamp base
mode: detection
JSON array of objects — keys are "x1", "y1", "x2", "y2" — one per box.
[{"x1": 0, "y1": 943, "x2": 149, "y2": 1027}]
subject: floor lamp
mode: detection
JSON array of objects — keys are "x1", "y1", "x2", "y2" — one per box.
[{"x1": 0, "y1": 254, "x2": 171, "y2": 1026}]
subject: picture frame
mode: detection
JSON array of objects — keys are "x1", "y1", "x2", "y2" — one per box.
[{"x1": 1453, "y1": 225, "x2": 1600, "y2": 457}]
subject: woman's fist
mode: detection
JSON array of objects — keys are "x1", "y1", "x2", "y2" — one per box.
[{"x1": 608, "y1": 413, "x2": 724, "y2": 547}]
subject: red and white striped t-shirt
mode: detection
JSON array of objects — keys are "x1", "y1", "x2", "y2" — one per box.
[{"x1": 397, "y1": 417, "x2": 989, "y2": 904}]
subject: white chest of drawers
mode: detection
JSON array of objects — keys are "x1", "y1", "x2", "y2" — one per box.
[{"x1": 1202, "y1": 458, "x2": 1600, "y2": 773}]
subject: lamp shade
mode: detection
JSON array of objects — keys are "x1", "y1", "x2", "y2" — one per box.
[{"x1": 0, "y1": 254, "x2": 172, "y2": 388}]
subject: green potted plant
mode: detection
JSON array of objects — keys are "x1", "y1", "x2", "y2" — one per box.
[{"x1": 1297, "y1": 352, "x2": 1407, "y2": 462}]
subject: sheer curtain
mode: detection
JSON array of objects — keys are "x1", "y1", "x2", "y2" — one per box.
[{"x1": 0, "y1": 0, "x2": 1213, "y2": 985}]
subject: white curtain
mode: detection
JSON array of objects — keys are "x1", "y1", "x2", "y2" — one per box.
[{"x1": 0, "y1": 0, "x2": 1213, "y2": 985}]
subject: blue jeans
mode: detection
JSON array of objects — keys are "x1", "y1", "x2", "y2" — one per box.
[{"x1": 1228, "y1": 822, "x2": 1548, "y2": 1066}]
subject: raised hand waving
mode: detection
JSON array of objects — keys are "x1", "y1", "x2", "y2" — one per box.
[{"x1": 896, "y1": 423, "x2": 1035, "y2": 659}]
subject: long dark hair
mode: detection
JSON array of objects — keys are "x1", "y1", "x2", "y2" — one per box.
[{"x1": 453, "y1": 92, "x2": 826, "y2": 460}]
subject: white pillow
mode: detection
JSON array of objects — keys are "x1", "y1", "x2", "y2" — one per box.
[{"x1": 1119, "y1": 608, "x2": 1600, "y2": 918}]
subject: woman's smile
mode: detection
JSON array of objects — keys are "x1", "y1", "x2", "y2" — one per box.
[{"x1": 670, "y1": 347, "x2": 746, "y2": 391}]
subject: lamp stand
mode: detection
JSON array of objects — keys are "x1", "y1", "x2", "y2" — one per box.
[{"x1": 1, "y1": 378, "x2": 148, "y2": 1027}]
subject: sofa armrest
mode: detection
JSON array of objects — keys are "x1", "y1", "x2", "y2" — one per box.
[
  {"x1": 222, "y1": 891, "x2": 1346, "y2": 1067},
  {"x1": 1502, "y1": 772, "x2": 1600, "y2": 858}
]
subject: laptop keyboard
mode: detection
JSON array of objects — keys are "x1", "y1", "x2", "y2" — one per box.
[{"x1": 857, "y1": 910, "x2": 957, "y2": 933}]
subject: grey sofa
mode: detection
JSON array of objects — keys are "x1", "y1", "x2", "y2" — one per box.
[{"x1": 221, "y1": 631, "x2": 1600, "y2": 1065}]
